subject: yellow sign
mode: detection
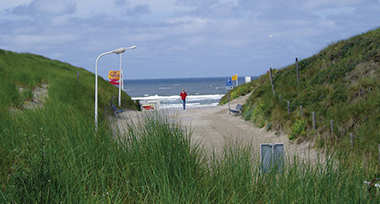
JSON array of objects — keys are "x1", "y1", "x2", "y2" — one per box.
[
  {"x1": 231, "y1": 74, "x2": 238, "y2": 81},
  {"x1": 108, "y1": 70, "x2": 120, "y2": 80}
]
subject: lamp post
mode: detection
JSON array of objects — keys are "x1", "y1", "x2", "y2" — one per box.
[
  {"x1": 95, "y1": 46, "x2": 136, "y2": 129},
  {"x1": 118, "y1": 53, "x2": 122, "y2": 107},
  {"x1": 119, "y1": 46, "x2": 137, "y2": 107}
]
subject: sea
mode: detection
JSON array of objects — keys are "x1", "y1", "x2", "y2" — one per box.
[{"x1": 123, "y1": 76, "x2": 253, "y2": 110}]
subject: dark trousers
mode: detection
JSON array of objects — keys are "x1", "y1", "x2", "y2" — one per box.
[{"x1": 182, "y1": 100, "x2": 186, "y2": 110}]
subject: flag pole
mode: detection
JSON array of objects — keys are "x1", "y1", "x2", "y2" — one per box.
[
  {"x1": 121, "y1": 70, "x2": 124, "y2": 91},
  {"x1": 236, "y1": 73, "x2": 238, "y2": 87}
]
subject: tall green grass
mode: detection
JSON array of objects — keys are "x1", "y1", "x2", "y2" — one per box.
[
  {"x1": 1, "y1": 106, "x2": 378, "y2": 203},
  {"x1": 2, "y1": 35, "x2": 380, "y2": 202},
  {"x1": 232, "y1": 27, "x2": 380, "y2": 168},
  {"x1": 0, "y1": 49, "x2": 138, "y2": 117}
]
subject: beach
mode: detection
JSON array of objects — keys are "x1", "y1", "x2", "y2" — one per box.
[
  {"x1": 115, "y1": 93, "x2": 322, "y2": 162},
  {"x1": 124, "y1": 77, "x2": 249, "y2": 109}
]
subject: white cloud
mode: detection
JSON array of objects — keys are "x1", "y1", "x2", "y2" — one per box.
[
  {"x1": 13, "y1": 0, "x2": 77, "y2": 16},
  {"x1": 0, "y1": 0, "x2": 32, "y2": 11},
  {"x1": 0, "y1": 0, "x2": 379, "y2": 79},
  {"x1": 124, "y1": 3, "x2": 151, "y2": 16},
  {"x1": 304, "y1": 0, "x2": 365, "y2": 9}
]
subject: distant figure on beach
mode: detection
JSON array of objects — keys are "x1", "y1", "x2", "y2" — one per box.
[{"x1": 180, "y1": 89, "x2": 188, "y2": 110}]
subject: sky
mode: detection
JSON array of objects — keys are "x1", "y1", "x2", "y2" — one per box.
[{"x1": 1, "y1": 0, "x2": 379, "y2": 80}]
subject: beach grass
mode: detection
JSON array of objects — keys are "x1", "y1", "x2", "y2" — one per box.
[
  {"x1": 1, "y1": 46, "x2": 380, "y2": 202},
  {"x1": 0, "y1": 49, "x2": 138, "y2": 117},
  {"x1": 1, "y1": 106, "x2": 378, "y2": 203},
  {"x1": 221, "y1": 27, "x2": 380, "y2": 170}
]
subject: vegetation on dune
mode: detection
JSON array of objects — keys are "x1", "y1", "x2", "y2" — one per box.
[
  {"x1": 0, "y1": 49, "x2": 138, "y2": 117},
  {"x1": 224, "y1": 27, "x2": 380, "y2": 169},
  {"x1": 1, "y1": 108, "x2": 378, "y2": 203},
  {"x1": 2, "y1": 26, "x2": 380, "y2": 202}
]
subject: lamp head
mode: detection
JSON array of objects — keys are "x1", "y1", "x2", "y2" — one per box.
[
  {"x1": 113, "y1": 47, "x2": 126, "y2": 54},
  {"x1": 113, "y1": 46, "x2": 136, "y2": 54}
]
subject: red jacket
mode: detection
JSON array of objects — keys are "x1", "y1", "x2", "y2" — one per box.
[{"x1": 180, "y1": 91, "x2": 187, "y2": 100}]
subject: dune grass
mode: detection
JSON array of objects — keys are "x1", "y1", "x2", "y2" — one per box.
[
  {"x1": 222, "y1": 27, "x2": 380, "y2": 169},
  {"x1": 2, "y1": 31, "x2": 380, "y2": 202},
  {"x1": 0, "y1": 49, "x2": 138, "y2": 118},
  {"x1": 1, "y1": 107, "x2": 378, "y2": 203}
]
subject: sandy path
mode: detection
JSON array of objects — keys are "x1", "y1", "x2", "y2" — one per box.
[{"x1": 116, "y1": 94, "x2": 321, "y2": 162}]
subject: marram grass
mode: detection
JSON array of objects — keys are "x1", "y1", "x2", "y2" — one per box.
[{"x1": 1, "y1": 109, "x2": 378, "y2": 203}]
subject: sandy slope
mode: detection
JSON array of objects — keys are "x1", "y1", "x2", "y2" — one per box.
[{"x1": 116, "y1": 94, "x2": 322, "y2": 162}]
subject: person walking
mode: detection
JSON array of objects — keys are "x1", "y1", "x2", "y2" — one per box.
[{"x1": 180, "y1": 89, "x2": 188, "y2": 110}]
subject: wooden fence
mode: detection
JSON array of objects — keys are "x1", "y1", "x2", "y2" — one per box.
[{"x1": 266, "y1": 58, "x2": 380, "y2": 163}]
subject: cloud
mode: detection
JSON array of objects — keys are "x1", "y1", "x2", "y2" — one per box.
[
  {"x1": 133, "y1": 4, "x2": 151, "y2": 15},
  {"x1": 12, "y1": 0, "x2": 76, "y2": 16},
  {"x1": 1, "y1": 33, "x2": 80, "y2": 49},
  {"x1": 1, "y1": 0, "x2": 379, "y2": 79},
  {"x1": 124, "y1": 3, "x2": 151, "y2": 16},
  {"x1": 115, "y1": 0, "x2": 127, "y2": 7},
  {"x1": 175, "y1": 0, "x2": 217, "y2": 8},
  {"x1": 304, "y1": 0, "x2": 367, "y2": 9},
  {"x1": 174, "y1": 0, "x2": 240, "y2": 18}
]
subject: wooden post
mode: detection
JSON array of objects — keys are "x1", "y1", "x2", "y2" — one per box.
[
  {"x1": 300, "y1": 105, "x2": 303, "y2": 118},
  {"x1": 312, "y1": 112, "x2": 316, "y2": 131},
  {"x1": 378, "y1": 144, "x2": 380, "y2": 164},
  {"x1": 330, "y1": 120, "x2": 334, "y2": 136},
  {"x1": 279, "y1": 95, "x2": 281, "y2": 102},
  {"x1": 269, "y1": 68, "x2": 275, "y2": 95},
  {"x1": 228, "y1": 91, "x2": 230, "y2": 114},
  {"x1": 269, "y1": 68, "x2": 273, "y2": 85},
  {"x1": 77, "y1": 72, "x2": 79, "y2": 82},
  {"x1": 350, "y1": 133, "x2": 354, "y2": 149},
  {"x1": 296, "y1": 58, "x2": 299, "y2": 85},
  {"x1": 287, "y1": 101, "x2": 290, "y2": 114}
]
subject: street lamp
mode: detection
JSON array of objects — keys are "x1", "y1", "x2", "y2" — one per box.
[
  {"x1": 118, "y1": 45, "x2": 136, "y2": 107},
  {"x1": 95, "y1": 46, "x2": 136, "y2": 129}
]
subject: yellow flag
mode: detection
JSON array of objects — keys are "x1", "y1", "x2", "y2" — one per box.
[
  {"x1": 231, "y1": 74, "x2": 237, "y2": 81},
  {"x1": 108, "y1": 70, "x2": 120, "y2": 80}
]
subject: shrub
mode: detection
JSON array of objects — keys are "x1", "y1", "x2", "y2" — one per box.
[
  {"x1": 242, "y1": 107, "x2": 254, "y2": 121},
  {"x1": 315, "y1": 138, "x2": 325, "y2": 149},
  {"x1": 252, "y1": 102, "x2": 265, "y2": 123},
  {"x1": 289, "y1": 119, "x2": 307, "y2": 140},
  {"x1": 266, "y1": 122, "x2": 272, "y2": 132}
]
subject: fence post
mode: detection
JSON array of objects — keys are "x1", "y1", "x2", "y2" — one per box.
[
  {"x1": 312, "y1": 112, "x2": 316, "y2": 131},
  {"x1": 279, "y1": 95, "x2": 281, "y2": 102},
  {"x1": 77, "y1": 72, "x2": 79, "y2": 82},
  {"x1": 272, "y1": 85, "x2": 275, "y2": 96},
  {"x1": 331, "y1": 120, "x2": 334, "y2": 136},
  {"x1": 378, "y1": 144, "x2": 380, "y2": 164},
  {"x1": 300, "y1": 105, "x2": 303, "y2": 118},
  {"x1": 269, "y1": 68, "x2": 275, "y2": 95},
  {"x1": 287, "y1": 101, "x2": 290, "y2": 114},
  {"x1": 350, "y1": 133, "x2": 354, "y2": 149},
  {"x1": 296, "y1": 58, "x2": 299, "y2": 85}
]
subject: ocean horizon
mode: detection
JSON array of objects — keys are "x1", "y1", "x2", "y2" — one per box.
[{"x1": 122, "y1": 76, "x2": 256, "y2": 110}]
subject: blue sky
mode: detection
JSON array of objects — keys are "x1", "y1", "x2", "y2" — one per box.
[{"x1": 1, "y1": 0, "x2": 379, "y2": 79}]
